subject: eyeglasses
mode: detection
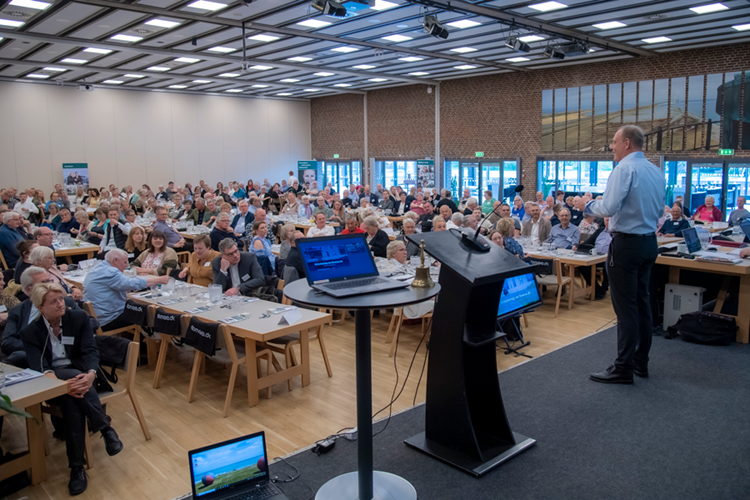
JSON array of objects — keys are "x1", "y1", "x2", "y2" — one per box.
[{"x1": 223, "y1": 248, "x2": 239, "y2": 257}]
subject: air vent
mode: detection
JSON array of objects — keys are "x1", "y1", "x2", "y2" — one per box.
[
  {"x1": 132, "y1": 28, "x2": 153, "y2": 34},
  {"x1": 3, "y1": 10, "x2": 31, "y2": 18},
  {"x1": 644, "y1": 13, "x2": 667, "y2": 21}
]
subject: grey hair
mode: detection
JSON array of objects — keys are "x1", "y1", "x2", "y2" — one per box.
[
  {"x1": 2, "y1": 211, "x2": 18, "y2": 224},
  {"x1": 386, "y1": 240, "x2": 406, "y2": 259},
  {"x1": 467, "y1": 197, "x2": 478, "y2": 206},
  {"x1": 194, "y1": 197, "x2": 205, "y2": 205},
  {"x1": 363, "y1": 215, "x2": 379, "y2": 228},
  {"x1": 451, "y1": 213, "x2": 463, "y2": 225},
  {"x1": 403, "y1": 211, "x2": 418, "y2": 221},
  {"x1": 20, "y1": 266, "x2": 47, "y2": 292},
  {"x1": 29, "y1": 245, "x2": 54, "y2": 266},
  {"x1": 345, "y1": 213, "x2": 359, "y2": 222},
  {"x1": 218, "y1": 237, "x2": 238, "y2": 253},
  {"x1": 216, "y1": 212, "x2": 231, "y2": 223},
  {"x1": 302, "y1": 195, "x2": 310, "y2": 202},
  {"x1": 403, "y1": 218, "x2": 415, "y2": 226},
  {"x1": 618, "y1": 124, "x2": 644, "y2": 149},
  {"x1": 105, "y1": 248, "x2": 128, "y2": 264},
  {"x1": 432, "y1": 215, "x2": 444, "y2": 226}
]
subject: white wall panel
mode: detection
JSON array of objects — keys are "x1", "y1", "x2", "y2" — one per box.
[{"x1": 0, "y1": 82, "x2": 311, "y2": 193}]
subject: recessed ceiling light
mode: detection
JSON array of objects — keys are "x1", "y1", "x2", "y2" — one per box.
[
  {"x1": 145, "y1": 19, "x2": 181, "y2": 28},
  {"x1": 593, "y1": 21, "x2": 626, "y2": 29},
  {"x1": 732, "y1": 23, "x2": 750, "y2": 31},
  {"x1": 409, "y1": 71, "x2": 429, "y2": 76},
  {"x1": 332, "y1": 46, "x2": 359, "y2": 53},
  {"x1": 450, "y1": 47, "x2": 477, "y2": 53},
  {"x1": 124, "y1": 74, "x2": 146, "y2": 78},
  {"x1": 225, "y1": 89, "x2": 243, "y2": 92},
  {"x1": 332, "y1": 83, "x2": 351, "y2": 87},
  {"x1": 103, "y1": 80, "x2": 124, "y2": 84},
  {"x1": 219, "y1": 73, "x2": 239, "y2": 77},
  {"x1": 368, "y1": 78, "x2": 388, "y2": 82},
  {"x1": 518, "y1": 35, "x2": 545, "y2": 42},
  {"x1": 528, "y1": 1, "x2": 567, "y2": 12},
  {"x1": 277, "y1": 93, "x2": 292, "y2": 96},
  {"x1": 43, "y1": 67, "x2": 66, "y2": 72},
  {"x1": 207, "y1": 46, "x2": 235, "y2": 53},
  {"x1": 26, "y1": 73, "x2": 50, "y2": 79},
  {"x1": 192, "y1": 79, "x2": 212, "y2": 83},
  {"x1": 506, "y1": 57, "x2": 529, "y2": 62},
  {"x1": 353, "y1": 64, "x2": 376, "y2": 69},
  {"x1": 454, "y1": 65, "x2": 477, "y2": 70},
  {"x1": 169, "y1": 85, "x2": 187, "y2": 88},
  {"x1": 61, "y1": 58, "x2": 87, "y2": 64},
  {"x1": 250, "y1": 65, "x2": 273, "y2": 70},
  {"x1": 370, "y1": 0, "x2": 397, "y2": 10},
  {"x1": 252, "y1": 84, "x2": 270, "y2": 88},
  {"x1": 315, "y1": 72, "x2": 335, "y2": 76},
  {"x1": 296, "y1": 19, "x2": 331, "y2": 28},
  {"x1": 689, "y1": 3, "x2": 728, "y2": 14},
  {"x1": 83, "y1": 47, "x2": 112, "y2": 54},
  {"x1": 642, "y1": 36, "x2": 671, "y2": 43},
  {"x1": 287, "y1": 56, "x2": 312, "y2": 62},
  {"x1": 446, "y1": 20, "x2": 480, "y2": 29},
  {"x1": 186, "y1": 0, "x2": 228, "y2": 11},
  {"x1": 249, "y1": 34, "x2": 280, "y2": 42},
  {"x1": 174, "y1": 57, "x2": 200, "y2": 63},
  {"x1": 148, "y1": 66, "x2": 170, "y2": 71},
  {"x1": 111, "y1": 34, "x2": 143, "y2": 42},
  {"x1": 399, "y1": 56, "x2": 423, "y2": 62},
  {"x1": 9, "y1": 0, "x2": 50, "y2": 10},
  {"x1": 0, "y1": 19, "x2": 25, "y2": 27},
  {"x1": 280, "y1": 78, "x2": 300, "y2": 82},
  {"x1": 304, "y1": 89, "x2": 320, "y2": 92},
  {"x1": 382, "y1": 34, "x2": 412, "y2": 42}
]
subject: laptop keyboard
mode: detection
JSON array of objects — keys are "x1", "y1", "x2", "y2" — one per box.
[
  {"x1": 228, "y1": 483, "x2": 279, "y2": 500},
  {"x1": 324, "y1": 277, "x2": 389, "y2": 290}
]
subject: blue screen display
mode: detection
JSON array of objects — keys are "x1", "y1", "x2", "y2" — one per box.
[
  {"x1": 498, "y1": 273, "x2": 541, "y2": 318},
  {"x1": 191, "y1": 435, "x2": 267, "y2": 497},
  {"x1": 682, "y1": 227, "x2": 701, "y2": 253},
  {"x1": 298, "y1": 236, "x2": 377, "y2": 283}
]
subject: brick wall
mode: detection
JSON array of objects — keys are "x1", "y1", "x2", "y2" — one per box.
[
  {"x1": 310, "y1": 93, "x2": 364, "y2": 161},
  {"x1": 311, "y1": 42, "x2": 750, "y2": 195}
]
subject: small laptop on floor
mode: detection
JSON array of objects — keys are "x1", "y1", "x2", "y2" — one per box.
[
  {"x1": 188, "y1": 431, "x2": 288, "y2": 500},
  {"x1": 296, "y1": 233, "x2": 410, "y2": 298}
]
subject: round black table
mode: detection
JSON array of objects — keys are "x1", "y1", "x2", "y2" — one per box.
[{"x1": 284, "y1": 280, "x2": 441, "y2": 500}]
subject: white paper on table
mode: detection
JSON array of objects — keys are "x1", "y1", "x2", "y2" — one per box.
[
  {"x1": 727, "y1": 247, "x2": 744, "y2": 256},
  {"x1": 278, "y1": 308, "x2": 302, "y2": 325}
]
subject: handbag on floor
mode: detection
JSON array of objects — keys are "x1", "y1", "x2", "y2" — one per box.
[{"x1": 665, "y1": 311, "x2": 737, "y2": 346}]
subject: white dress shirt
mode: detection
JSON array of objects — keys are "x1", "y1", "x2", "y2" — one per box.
[
  {"x1": 14, "y1": 199, "x2": 39, "y2": 219},
  {"x1": 308, "y1": 225, "x2": 335, "y2": 237},
  {"x1": 43, "y1": 316, "x2": 71, "y2": 369},
  {"x1": 531, "y1": 221, "x2": 540, "y2": 245}
]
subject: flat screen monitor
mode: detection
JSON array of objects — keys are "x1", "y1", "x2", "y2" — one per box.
[
  {"x1": 497, "y1": 272, "x2": 542, "y2": 321},
  {"x1": 682, "y1": 227, "x2": 702, "y2": 253}
]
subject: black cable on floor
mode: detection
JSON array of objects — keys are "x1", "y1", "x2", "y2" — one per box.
[{"x1": 272, "y1": 456, "x2": 315, "y2": 500}]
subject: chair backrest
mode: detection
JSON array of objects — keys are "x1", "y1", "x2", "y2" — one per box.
[
  {"x1": 123, "y1": 341, "x2": 139, "y2": 394},
  {"x1": 283, "y1": 265, "x2": 300, "y2": 285},
  {"x1": 0, "y1": 248, "x2": 8, "y2": 270},
  {"x1": 82, "y1": 301, "x2": 106, "y2": 335}
]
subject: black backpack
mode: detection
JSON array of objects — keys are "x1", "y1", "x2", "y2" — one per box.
[{"x1": 665, "y1": 311, "x2": 737, "y2": 346}]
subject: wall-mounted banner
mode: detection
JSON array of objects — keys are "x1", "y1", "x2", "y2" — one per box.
[
  {"x1": 417, "y1": 160, "x2": 435, "y2": 189},
  {"x1": 298, "y1": 160, "x2": 322, "y2": 187},
  {"x1": 63, "y1": 163, "x2": 89, "y2": 195}
]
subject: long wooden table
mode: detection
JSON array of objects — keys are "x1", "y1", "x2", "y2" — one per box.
[
  {"x1": 0, "y1": 364, "x2": 68, "y2": 485},
  {"x1": 55, "y1": 242, "x2": 99, "y2": 263},
  {"x1": 525, "y1": 249, "x2": 607, "y2": 308}
]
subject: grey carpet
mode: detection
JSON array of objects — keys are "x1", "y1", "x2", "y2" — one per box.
[{"x1": 271, "y1": 328, "x2": 750, "y2": 500}]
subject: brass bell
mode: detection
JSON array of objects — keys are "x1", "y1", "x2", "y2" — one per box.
[{"x1": 411, "y1": 239, "x2": 435, "y2": 288}]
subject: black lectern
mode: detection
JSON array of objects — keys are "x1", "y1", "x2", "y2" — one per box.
[{"x1": 404, "y1": 231, "x2": 536, "y2": 477}]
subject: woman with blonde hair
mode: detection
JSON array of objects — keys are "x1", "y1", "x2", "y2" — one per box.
[
  {"x1": 278, "y1": 223, "x2": 297, "y2": 259},
  {"x1": 281, "y1": 191, "x2": 299, "y2": 216},
  {"x1": 496, "y1": 218, "x2": 524, "y2": 258},
  {"x1": 124, "y1": 225, "x2": 148, "y2": 262}
]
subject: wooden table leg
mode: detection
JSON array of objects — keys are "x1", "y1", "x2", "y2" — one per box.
[
  {"x1": 86, "y1": 251, "x2": 93, "y2": 260},
  {"x1": 737, "y1": 275, "x2": 750, "y2": 344},
  {"x1": 300, "y1": 328, "x2": 311, "y2": 387},
  {"x1": 26, "y1": 404, "x2": 46, "y2": 485},
  {"x1": 244, "y1": 338, "x2": 260, "y2": 407},
  {"x1": 713, "y1": 276, "x2": 731, "y2": 315},
  {"x1": 589, "y1": 264, "x2": 596, "y2": 301},
  {"x1": 668, "y1": 266, "x2": 680, "y2": 284},
  {"x1": 567, "y1": 264, "x2": 575, "y2": 310},
  {"x1": 66, "y1": 256, "x2": 73, "y2": 264}
]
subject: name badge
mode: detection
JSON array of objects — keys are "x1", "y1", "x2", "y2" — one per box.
[
  {"x1": 61, "y1": 336, "x2": 75, "y2": 346},
  {"x1": 0, "y1": 305, "x2": 6, "y2": 313},
  {"x1": 127, "y1": 253, "x2": 135, "y2": 258},
  {"x1": 204, "y1": 262, "x2": 211, "y2": 267},
  {"x1": 241, "y1": 274, "x2": 250, "y2": 282}
]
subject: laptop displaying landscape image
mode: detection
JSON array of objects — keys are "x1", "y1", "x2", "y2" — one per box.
[{"x1": 188, "y1": 431, "x2": 287, "y2": 500}]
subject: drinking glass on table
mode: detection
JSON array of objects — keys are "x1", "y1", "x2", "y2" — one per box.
[{"x1": 208, "y1": 284, "x2": 223, "y2": 304}]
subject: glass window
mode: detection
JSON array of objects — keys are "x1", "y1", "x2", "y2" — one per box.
[
  {"x1": 481, "y1": 163, "x2": 501, "y2": 201},
  {"x1": 542, "y1": 89, "x2": 553, "y2": 151},
  {"x1": 579, "y1": 86, "x2": 593, "y2": 151},
  {"x1": 462, "y1": 163, "x2": 480, "y2": 199},
  {"x1": 705, "y1": 74, "x2": 723, "y2": 149},
  {"x1": 664, "y1": 161, "x2": 687, "y2": 207},
  {"x1": 537, "y1": 161, "x2": 557, "y2": 198},
  {"x1": 352, "y1": 161, "x2": 362, "y2": 187},
  {"x1": 324, "y1": 162, "x2": 338, "y2": 190},
  {"x1": 503, "y1": 161, "x2": 518, "y2": 202},
  {"x1": 445, "y1": 161, "x2": 459, "y2": 198},
  {"x1": 727, "y1": 164, "x2": 750, "y2": 217},
  {"x1": 337, "y1": 163, "x2": 350, "y2": 194},
  {"x1": 690, "y1": 163, "x2": 724, "y2": 216},
  {"x1": 538, "y1": 160, "x2": 613, "y2": 198},
  {"x1": 554, "y1": 88, "x2": 566, "y2": 151},
  {"x1": 384, "y1": 161, "x2": 396, "y2": 189}
]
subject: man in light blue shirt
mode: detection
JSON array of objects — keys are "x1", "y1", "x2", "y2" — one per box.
[
  {"x1": 546, "y1": 209, "x2": 580, "y2": 249},
  {"x1": 585, "y1": 125, "x2": 665, "y2": 385},
  {"x1": 83, "y1": 249, "x2": 168, "y2": 330}
]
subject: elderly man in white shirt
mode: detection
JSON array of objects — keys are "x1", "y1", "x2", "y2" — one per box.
[
  {"x1": 521, "y1": 203, "x2": 551, "y2": 245},
  {"x1": 307, "y1": 213, "x2": 336, "y2": 237},
  {"x1": 14, "y1": 192, "x2": 39, "y2": 220}
]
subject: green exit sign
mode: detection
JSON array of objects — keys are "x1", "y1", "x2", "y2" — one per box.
[
  {"x1": 475, "y1": 152, "x2": 484, "y2": 157},
  {"x1": 333, "y1": 154, "x2": 339, "y2": 159},
  {"x1": 719, "y1": 149, "x2": 734, "y2": 156}
]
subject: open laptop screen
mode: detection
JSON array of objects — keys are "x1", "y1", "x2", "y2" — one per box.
[
  {"x1": 682, "y1": 227, "x2": 702, "y2": 253},
  {"x1": 190, "y1": 433, "x2": 269, "y2": 498},
  {"x1": 497, "y1": 272, "x2": 542, "y2": 321},
  {"x1": 297, "y1": 234, "x2": 378, "y2": 284},
  {"x1": 740, "y1": 220, "x2": 750, "y2": 241}
]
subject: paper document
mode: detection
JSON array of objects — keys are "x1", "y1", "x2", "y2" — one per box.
[{"x1": 3, "y1": 368, "x2": 43, "y2": 387}]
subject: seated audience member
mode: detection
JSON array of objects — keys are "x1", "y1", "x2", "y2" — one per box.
[
  {"x1": 342, "y1": 190, "x2": 354, "y2": 208},
  {"x1": 14, "y1": 192, "x2": 39, "y2": 220},
  {"x1": 577, "y1": 217, "x2": 612, "y2": 299},
  {"x1": 382, "y1": 241, "x2": 435, "y2": 317},
  {"x1": 186, "y1": 197, "x2": 207, "y2": 225},
  {"x1": 488, "y1": 230, "x2": 505, "y2": 249},
  {"x1": 247, "y1": 196, "x2": 262, "y2": 216},
  {"x1": 496, "y1": 218, "x2": 525, "y2": 258},
  {"x1": 541, "y1": 196, "x2": 555, "y2": 219},
  {"x1": 457, "y1": 188, "x2": 471, "y2": 212},
  {"x1": 21, "y1": 282, "x2": 124, "y2": 495},
  {"x1": 45, "y1": 192, "x2": 65, "y2": 212},
  {"x1": 549, "y1": 203, "x2": 562, "y2": 226},
  {"x1": 448, "y1": 212, "x2": 462, "y2": 230},
  {"x1": 210, "y1": 213, "x2": 243, "y2": 251},
  {"x1": 473, "y1": 207, "x2": 493, "y2": 235},
  {"x1": 130, "y1": 231, "x2": 179, "y2": 276},
  {"x1": 578, "y1": 215, "x2": 599, "y2": 242},
  {"x1": 409, "y1": 193, "x2": 427, "y2": 216},
  {"x1": 173, "y1": 199, "x2": 193, "y2": 221},
  {"x1": 248, "y1": 221, "x2": 276, "y2": 274},
  {"x1": 212, "y1": 238, "x2": 265, "y2": 296},
  {"x1": 29, "y1": 246, "x2": 83, "y2": 300},
  {"x1": 341, "y1": 214, "x2": 365, "y2": 235},
  {"x1": 124, "y1": 225, "x2": 148, "y2": 262},
  {"x1": 308, "y1": 212, "x2": 335, "y2": 237},
  {"x1": 522, "y1": 201, "x2": 535, "y2": 222},
  {"x1": 521, "y1": 203, "x2": 551, "y2": 246},
  {"x1": 462, "y1": 197, "x2": 479, "y2": 216},
  {"x1": 40, "y1": 202, "x2": 62, "y2": 230},
  {"x1": 0, "y1": 211, "x2": 33, "y2": 267},
  {"x1": 231, "y1": 200, "x2": 254, "y2": 237},
  {"x1": 569, "y1": 196, "x2": 584, "y2": 226},
  {"x1": 201, "y1": 199, "x2": 221, "y2": 226},
  {"x1": 83, "y1": 249, "x2": 168, "y2": 332},
  {"x1": 417, "y1": 203, "x2": 435, "y2": 232},
  {"x1": 328, "y1": 200, "x2": 345, "y2": 226},
  {"x1": 86, "y1": 208, "x2": 107, "y2": 245},
  {"x1": 565, "y1": 195, "x2": 575, "y2": 211},
  {"x1": 312, "y1": 197, "x2": 332, "y2": 219},
  {"x1": 298, "y1": 195, "x2": 314, "y2": 218},
  {"x1": 482, "y1": 190, "x2": 496, "y2": 215},
  {"x1": 70, "y1": 211, "x2": 92, "y2": 242},
  {"x1": 658, "y1": 205, "x2": 691, "y2": 237},
  {"x1": 278, "y1": 223, "x2": 297, "y2": 259},
  {"x1": 675, "y1": 195, "x2": 691, "y2": 216},
  {"x1": 546, "y1": 208, "x2": 580, "y2": 249},
  {"x1": 396, "y1": 218, "x2": 420, "y2": 259},
  {"x1": 432, "y1": 216, "x2": 447, "y2": 232},
  {"x1": 98, "y1": 207, "x2": 131, "y2": 254},
  {"x1": 395, "y1": 192, "x2": 409, "y2": 215},
  {"x1": 511, "y1": 196, "x2": 525, "y2": 220},
  {"x1": 363, "y1": 216, "x2": 389, "y2": 258},
  {"x1": 178, "y1": 234, "x2": 219, "y2": 287},
  {"x1": 285, "y1": 231, "x2": 306, "y2": 278},
  {"x1": 498, "y1": 203, "x2": 521, "y2": 236},
  {"x1": 0, "y1": 272, "x2": 20, "y2": 334},
  {"x1": 436, "y1": 190, "x2": 458, "y2": 213},
  {"x1": 692, "y1": 195, "x2": 722, "y2": 223},
  {"x1": 14, "y1": 239, "x2": 38, "y2": 284},
  {"x1": 246, "y1": 209, "x2": 274, "y2": 246},
  {"x1": 153, "y1": 206, "x2": 189, "y2": 251},
  {"x1": 379, "y1": 190, "x2": 395, "y2": 212},
  {"x1": 281, "y1": 191, "x2": 299, "y2": 216}
]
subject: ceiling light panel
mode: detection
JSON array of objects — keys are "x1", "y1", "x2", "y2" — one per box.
[
  {"x1": 409, "y1": 71, "x2": 429, "y2": 76},
  {"x1": 249, "y1": 34, "x2": 280, "y2": 42},
  {"x1": 145, "y1": 19, "x2": 181, "y2": 28},
  {"x1": 296, "y1": 19, "x2": 331, "y2": 28},
  {"x1": 277, "y1": 93, "x2": 292, "y2": 96},
  {"x1": 174, "y1": 57, "x2": 200, "y2": 63},
  {"x1": 280, "y1": 78, "x2": 300, "y2": 82},
  {"x1": 450, "y1": 47, "x2": 477, "y2": 53},
  {"x1": 733, "y1": 23, "x2": 750, "y2": 31},
  {"x1": 304, "y1": 89, "x2": 320, "y2": 92},
  {"x1": 148, "y1": 66, "x2": 170, "y2": 71},
  {"x1": 642, "y1": 37, "x2": 671, "y2": 44},
  {"x1": 518, "y1": 35, "x2": 545, "y2": 42},
  {"x1": 332, "y1": 46, "x2": 359, "y2": 53},
  {"x1": 399, "y1": 56, "x2": 423, "y2": 62},
  {"x1": 0, "y1": 19, "x2": 25, "y2": 27},
  {"x1": 110, "y1": 34, "x2": 143, "y2": 42},
  {"x1": 83, "y1": 47, "x2": 113, "y2": 54},
  {"x1": 219, "y1": 73, "x2": 239, "y2": 77},
  {"x1": 192, "y1": 80, "x2": 212, "y2": 83},
  {"x1": 370, "y1": 0, "x2": 398, "y2": 11},
  {"x1": 528, "y1": 1, "x2": 567, "y2": 11},
  {"x1": 250, "y1": 65, "x2": 273, "y2": 70},
  {"x1": 315, "y1": 72, "x2": 335, "y2": 76},
  {"x1": 186, "y1": 1, "x2": 228, "y2": 11},
  {"x1": 446, "y1": 20, "x2": 480, "y2": 29},
  {"x1": 61, "y1": 58, "x2": 87, "y2": 64},
  {"x1": 9, "y1": 0, "x2": 50, "y2": 10},
  {"x1": 124, "y1": 74, "x2": 146, "y2": 78},
  {"x1": 506, "y1": 57, "x2": 529, "y2": 62},
  {"x1": 287, "y1": 56, "x2": 312, "y2": 62},
  {"x1": 252, "y1": 84, "x2": 270, "y2": 88},
  {"x1": 225, "y1": 89, "x2": 243, "y2": 92},
  {"x1": 454, "y1": 65, "x2": 477, "y2": 70},
  {"x1": 353, "y1": 64, "x2": 376, "y2": 69},
  {"x1": 207, "y1": 46, "x2": 235, "y2": 53},
  {"x1": 332, "y1": 83, "x2": 351, "y2": 87},
  {"x1": 103, "y1": 80, "x2": 123, "y2": 84},
  {"x1": 593, "y1": 21, "x2": 626, "y2": 29},
  {"x1": 26, "y1": 73, "x2": 50, "y2": 79},
  {"x1": 368, "y1": 78, "x2": 388, "y2": 82},
  {"x1": 168, "y1": 85, "x2": 187, "y2": 88},
  {"x1": 689, "y1": 3, "x2": 728, "y2": 14},
  {"x1": 382, "y1": 34, "x2": 412, "y2": 42},
  {"x1": 43, "y1": 67, "x2": 66, "y2": 72}
]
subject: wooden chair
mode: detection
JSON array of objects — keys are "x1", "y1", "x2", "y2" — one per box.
[
  {"x1": 177, "y1": 251, "x2": 190, "y2": 264},
  {"x1": 0, "y1": 248, "x2": 8, "y2": 270},
  {"x1": 535, "y1": 259, "x2": 571, "y2": 317},
  {"x1": 384, "y1": 307, "x2": 433, "y2": 357},
  {"x1": 82, "y1": 301, "x2": 156, "y2": 365},
  {"x1": 187, "y1": 324, "x2": 276, "y2": 417},
  {"x1": 148, "y1": 306, "x2": 191, "y2": 389}
]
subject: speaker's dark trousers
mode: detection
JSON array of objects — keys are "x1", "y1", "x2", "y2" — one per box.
[{"x1": 606, "y1": 232, "x2": 658, "y2": 372}]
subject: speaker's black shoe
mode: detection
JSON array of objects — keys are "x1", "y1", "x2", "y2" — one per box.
[
  {"x1": 101, "y1": 426, "x2": 123, "y2": 456},
  {"x1": 634, "y1": 363, "x2": 649, "y2": 378},
  {"x1": 69, "y1": 466, "x2": 88, "y2": 496},
  {"x1": 589, "y1": 365, "x2": 633, "y2": 384}
]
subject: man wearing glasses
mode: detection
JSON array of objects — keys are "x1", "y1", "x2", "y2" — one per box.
[{"x1": 211, "y1": 238, "x2": 265, "y2": 297}]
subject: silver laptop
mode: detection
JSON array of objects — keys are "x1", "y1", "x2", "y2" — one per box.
[{"x1": 296, "y1": 234, "x2": 410, "y2": 298}]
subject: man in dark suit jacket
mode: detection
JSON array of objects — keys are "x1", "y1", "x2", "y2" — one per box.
[
  {"x1": 211, "y1": 238, "x2": 265, "y2": 296},
  {"x1": 21, "y1": 283, "x2": 122, "y2": 495}
]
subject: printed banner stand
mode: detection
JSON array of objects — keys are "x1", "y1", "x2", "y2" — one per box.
[
  {"x1": 297, "y1": 160, "x2": 322, "y2": 187},
  {"x1": 417, "y1": 160, "x2": 435, "y2": 189},
  {"x1": 62, "y1": 163, "x2": 89, "y2": 196}
]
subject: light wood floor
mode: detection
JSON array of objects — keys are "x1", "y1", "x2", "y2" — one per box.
[{"x1": 5, "y1": 290, "x2": 616, "y2": 500}]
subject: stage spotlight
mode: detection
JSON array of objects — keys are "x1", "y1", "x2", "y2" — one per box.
[
  {"x1": 504, "y1": 37, "x2": 531, "y2": 53},
  {"x1": 423, "y1": 14, "x2": 449, "y2": 39},
  {"x1": 543, "y1": 45, "x2": 565, "y2": 60},
  {"x1": 311, "y1": 0, "x2": 347, "y2": 17}
]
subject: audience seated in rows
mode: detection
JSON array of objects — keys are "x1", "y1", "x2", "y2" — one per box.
[
  {"x1": 692, "y1": 195, "x2": 723, "y2": 223},
  {"x1": 521, "y1": 202, "x2": 551, "y2": 246},
  {"x1": 658, "y1": 205, "x2": 691, "y2": 237},
  {"x1": 212, "y1": 238, "x2": 265, "y2": 297},
  {"x1": 382, "y1": 240, "x2": 434, "y2": 318},
  {"x1": 546, "y1": 208, "x2": 580, "y2": 249},
  {"x1": 30, "y1": 246, "x2": 83, "y2": 301},
  {"x1": 178, "y1": 234, "x2": 219, "y2": 287},
  {"x1": 363, "y1": 216, "x2": 389, "y2": 258}
]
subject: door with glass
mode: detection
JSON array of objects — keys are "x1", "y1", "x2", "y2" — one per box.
[
  {"x1": 461, "y1": 163, "x2": 480, "y2": 199},
  {"x1": 337, "y1": 162, "x2": 351, "y2": 194},
  {"x1": 321, "y1": 160, "x2": 362, "y2": 194},
  {"x1": 688, "y1": 162, "x2": 724, "y2": 217},
  {"x1": 481, "y1": 163, "x2": 501, "y2": 201},
  {"x1": 444, "y1": 159, "x2": 519, "y2": 203},
  {"x1": 726, "y1": 163, "x2": 750, "y2": 217}
]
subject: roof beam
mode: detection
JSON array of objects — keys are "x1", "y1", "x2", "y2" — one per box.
[
  {"x1": 0, "y1": 28, "x2": 422, "y2": 85},
  {"x1": 70, "y1": 0, "x2": 527, "y2": 72},
  {"x1": 412, "y1": 0, "x2": 655, "y2": 57}
]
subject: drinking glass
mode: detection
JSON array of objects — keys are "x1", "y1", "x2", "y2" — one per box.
[{"x1": 208, "y1": 284, "x2": 223, "y2": 303}]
